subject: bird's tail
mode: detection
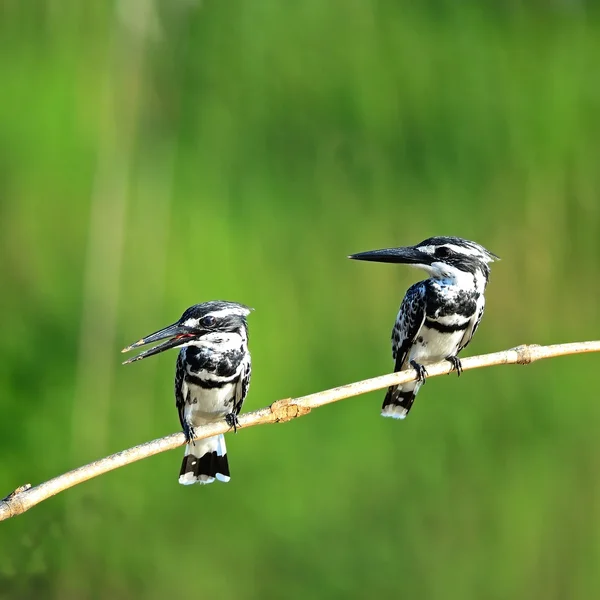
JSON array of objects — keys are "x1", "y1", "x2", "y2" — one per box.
[
  {"x1": 381, "y1": 380, "x2": 423, "y2": 420},
  {"x1": 178, "y1": 434, "x2": 230, "y2": 485}
]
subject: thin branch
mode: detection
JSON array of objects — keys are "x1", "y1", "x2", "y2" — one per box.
[{"x1": 2, "y1": 341, "x2": 599, "y2": 521}]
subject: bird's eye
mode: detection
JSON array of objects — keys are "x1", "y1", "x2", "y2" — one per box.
[
  {"x1": 435, "y1": 247, "x2": 451, "y2": 258},
  {"x1": 200, "y1": 315, "x2": 217, "y2": 327}
]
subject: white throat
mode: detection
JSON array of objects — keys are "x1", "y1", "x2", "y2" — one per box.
[
  {"x1": 420, "y1": 262, "x2": 487, "y2": 292},
  {"x1": 182, "y1": 330, "x2": 247, "y2": 352}
]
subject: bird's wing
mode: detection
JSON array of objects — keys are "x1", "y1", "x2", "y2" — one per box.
[
  {"x1": 233, "y1": 355, "x2": 252, "y2": 416},
  {"x1": 457, "y1": 298, "x2": 485, "y2": 353},
  {"x1": 175, "y1": 351, "x2": 187, "y2": 430},
  {"x1": 392, "y1": 281, "x2": 427, "y2": 371}
]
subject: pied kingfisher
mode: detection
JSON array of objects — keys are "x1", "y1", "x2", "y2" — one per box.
[
  {"x1": 122, "y1": 301, "x2": 252, "y2": 485},
  {"x1": 350, "y1": 236, "x2": 498, "y2": 419}
]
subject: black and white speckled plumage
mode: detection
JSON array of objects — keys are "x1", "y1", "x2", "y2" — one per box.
[
  {"x1": 174, "y1": 302, "x2": 251, "y2": 485},
  {"x1": 122, "y1": 300, "x2": 252, "y2": 485},
  {"x1": 350, "y1": 236, "x2": 498, "y2": 419}
]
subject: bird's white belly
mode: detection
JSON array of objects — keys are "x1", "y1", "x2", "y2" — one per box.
[
  {"x1": 409, "y1": 326, "x2": 464, "y2": 365},
  {"x1": 183, "y1": 380, "x2": 236, "y2": 426}
]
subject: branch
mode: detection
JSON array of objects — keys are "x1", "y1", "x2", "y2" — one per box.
[{"x1": 2, "y1": 341, "x2": 599, "y2": 521}]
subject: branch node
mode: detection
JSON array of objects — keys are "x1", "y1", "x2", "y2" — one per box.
[
  {"x1": 2, "y1": 483, "x2": 31, "y2": 502},
  {"x1": 0, "y1": 484, "x2": 31, "y2": 518},
  {"x1": 270, "y1": 398, "x2": 311, "y2": 422},
  {"x1": 514, "y1": 344, "x2": 540, "y2": 365}
]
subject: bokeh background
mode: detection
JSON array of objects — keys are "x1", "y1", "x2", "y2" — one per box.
[{"x1": 1, "y1": 1, "x2": 600, "y2": 598}]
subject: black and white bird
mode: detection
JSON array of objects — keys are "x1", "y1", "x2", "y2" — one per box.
[
  {"x1": 122, "y1": 301, "x2": 252, "y2": 485},
  {"x1": 349, "y1": 237, "x2": 498, "y2": 419}
]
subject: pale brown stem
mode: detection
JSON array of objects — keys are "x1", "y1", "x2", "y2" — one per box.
[{"x1": 2, "y1": 341, "x2": 598, "y2": 522}]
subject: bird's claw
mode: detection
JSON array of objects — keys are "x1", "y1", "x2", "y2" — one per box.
[
  {"x1": 410, "y1": 360, "x2": 428, "y2": 384},
  {"x1": 225, "y1": 412, "x2": 240, "y2": 433},
  {"x1": 183, "y1": 422, "x2": 196, "y2": 445},
  {"x1": 446, "y1": 355, "x2": 463, "y2": 377}
]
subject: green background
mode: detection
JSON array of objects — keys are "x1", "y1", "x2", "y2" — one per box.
[{"x1": 1, "y1": 2, "x2": 599, "y2": 598}]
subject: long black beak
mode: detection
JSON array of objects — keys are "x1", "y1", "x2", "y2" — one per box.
[
  {"x1": 121, "y1": 323, "x2": 198, "y2": 364},
  {"x1": 348, "y1": 246, "x2": 426, "y2": 265}
]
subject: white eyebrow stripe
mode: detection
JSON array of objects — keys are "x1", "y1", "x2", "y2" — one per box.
[
  {"x1": 443, "y1": 243, "x2": 481, "y2": 256},
  {"x1": 183, "y1": 318, "x2": 198, "y2": 327},
  {"x1": 418, "y1": 245, "x2": 436, "y2": 254},
  {"x1": 205, "y1": 308, "x2": 251, "y2": 319}
]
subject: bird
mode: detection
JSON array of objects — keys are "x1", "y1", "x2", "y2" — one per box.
[
  {"x1": 122, "y1": 301, "x2": 252, "y2": 485},
  {"x1": 349, "y1": 236, "x2": 498, "y2": 419}
]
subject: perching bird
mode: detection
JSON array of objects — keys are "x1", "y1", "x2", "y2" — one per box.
[
  {"x1": 349, "y1": 236, "x2": 498, "y2": 419},
  {"x1": 122, "y1": 301, "x2": 252, "y2": 485}
]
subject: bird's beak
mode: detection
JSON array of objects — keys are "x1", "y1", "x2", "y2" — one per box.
[
  {"x1": 349, "y1": 246, "x2": 427, "y2": 265},
  {"x1": 121, "y1": 323, "x2": 197, "y2": 364}
]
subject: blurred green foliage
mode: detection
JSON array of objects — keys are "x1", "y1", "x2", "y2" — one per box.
[{"x1": 1, "y1": 1, "x2": 600, "y2": 598}]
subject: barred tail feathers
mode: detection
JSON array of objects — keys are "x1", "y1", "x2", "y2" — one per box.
[
  {"x1": 381, "y1": 381, "x2": 423, "y2": 420},
  {"x1": 179, "y1": 434, "x2": 230, "y2": 485}
]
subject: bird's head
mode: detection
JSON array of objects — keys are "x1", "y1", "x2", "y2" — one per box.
[
  {"x1": 122, "y1": 301, "x2": 252, "y2": 364},
  {"x1": 349, "y1": 236, "x2": 499, "y2": 282}
]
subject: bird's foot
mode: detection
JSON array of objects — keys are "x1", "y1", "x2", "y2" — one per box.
[
  {"x1": 183, "y1": 422, "x2": 196, "y2": 445},
  {"x1": 410, "y1": 360, "x2": 428, "y2": 384},
  {"x1": 445, "y1": 355, "x2": 463, "y2": 377},
  {"x1": 225, "y1": 412, "x2": 240, "y2": 433}
]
